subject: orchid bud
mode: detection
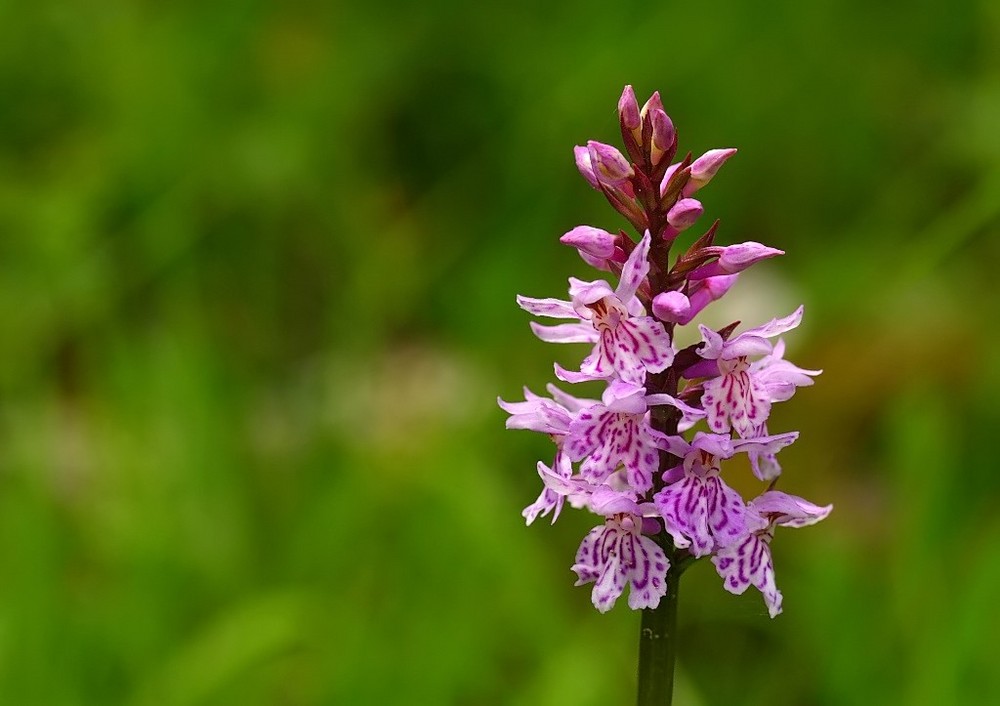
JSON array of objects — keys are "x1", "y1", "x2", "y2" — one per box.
[
  {"x1": 719, "y1": 241, "x2": 783, "y2": 271},
  {"x1": 640, "y1": 91, "x2": 664, "y2": 122},
  {"x1": 666, "y1": 198, "x2": 703, "y2": 231},
  {"x1": 658, "y1": 162, "x2": 681, "y2": 196},
  {"x1": 574, "y1": 145, "x2": 599, "y2": 189},
  {"x1": 618, "y1": 85, "x2": 641, "y2": 135},
  {"x1": 652, "y1": 291, "x2": 691, "y2": 324},
  {"x1": 587, "y1": 141, "x2": 634, "y2": 191},
  {"x1": 650, "y1": 110, "x2": 676, "y2": 163},
  {"x1": 685, "y1": 148, "x2": 737, "y2": 194},
  {"x1": 560, "y1": 226, "x2": 617, "y2": 259},
  {"x1": 688, "y1": 241, "x2": 784, "y2": 279}
]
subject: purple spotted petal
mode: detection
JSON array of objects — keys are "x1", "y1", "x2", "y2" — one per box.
[
  {"x1": 654, "y1": 465, "x2": 749, "y2": 557},
  {"x1": 712, "y1": 530, "x2": 783, "y2": 618},
  {"x1": 572, "y1": 518, "x2": 669, "y2": 613},
  {"x1": 615, "y1": 231, "x2": 652, "y2": 303},
  {"x1": 701, "y1": 359, "x2": 772, "y2": 437},
  {"x1": 623, "y1": 532, "x2": 669, "y2": 610},
  {"x1": 565, "y1": 405, "x2": 614, "y2": 463}
]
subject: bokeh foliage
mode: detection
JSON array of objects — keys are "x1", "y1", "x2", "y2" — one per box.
[{"x1": 1, "y1": 0, "x2": 999, "y2": 704}]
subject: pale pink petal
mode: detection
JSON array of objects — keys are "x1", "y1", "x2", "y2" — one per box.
[
  {"x1": 545, "y1": 384, "x2": 597, "y2": 413},
  {"x1": 565, "y1": 406, "x2": 611, "y2": 462},
  {"x1": 686, "y1": 148, "x2": 737, "y2": 193},
  {"x1": 601, "y1": 379, "x2": 647, "y2": 411},
  {"x1": 568, "y1": 277, "x2": 615, "y2": 308},
  {"x1": 620, "y1": 422, "x2": 660, "y2": 493},
  {"x1": 732, "y1": 431, "x2": 799, "y2": 457},
  {"x1": 740, "y1": 305, "x2": 804, "y2": 341},
  {"x1": 653, "y1": 475, "x2": 702, "y2": 553},
  {"x1": 554, "y1": 362, "x2": 605, "y2": 384},
  {"x1": 752, "y1": 491, "x2": 832, "y2": 528},
  {"x1": 530, "y1": 322, "x2": 600, "y2": 344},
  {"x1": 721, "y1": 335, "x2": 773, "y2": 359},
  {"x1": 592, "y1": 552, "x2": 627, "y2": 613},
  {"x1": 516, "y1": 295, "x2": 578, "y2": 318},
  {"x1": 697, "y1": 324, "x2": 726, "y2": 360},
  {"x1": 690, "y1": 432, "x2": 735, "y2": 459},
  {"x1": 588, "y1": 486, "x2": 642, "y2": 517},
  {"x1": 650, "y1": 434, "x2": 692, "y2": 460}
]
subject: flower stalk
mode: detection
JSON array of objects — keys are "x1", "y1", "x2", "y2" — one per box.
[{"x1": 637, "y1": 548, "x2": 680, "y2": 706}]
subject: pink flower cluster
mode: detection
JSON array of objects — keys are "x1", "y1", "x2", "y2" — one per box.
[{"x1": 499, "y1": 86, "x2": 830, "y2": 617}]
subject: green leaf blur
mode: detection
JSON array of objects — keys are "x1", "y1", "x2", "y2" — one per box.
[{"x1": 0, "y1": 0, "x2": 997, "y2": 704}]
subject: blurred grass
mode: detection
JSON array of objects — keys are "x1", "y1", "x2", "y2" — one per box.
[{"x1": 0, "y1": 0, "x2": 998, "y2": 704}]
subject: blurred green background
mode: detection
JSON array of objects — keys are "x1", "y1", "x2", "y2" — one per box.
[{"x1": 1, "y1": 0, "x2": 999, "y2": 704}]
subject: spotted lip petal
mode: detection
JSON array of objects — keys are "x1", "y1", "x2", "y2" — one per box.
[
  {"x1": 653, "y1": 433, "x2": 755, "y2": 557},
  {"x1": 710, "y1": 490, "x2": 831, "y2": 618},
  {"x1": 711, "y1": 531, "x2": 783, "y2": 618},
  {"x1": 566, "y1": 390, "x2": 662, "y2": 493},
  {"x1": 701, "y1": 358, "x2": 772, "y2": 438},
  {"x1": 572, "y1": 516, "x2": 670, "y2": 613}
]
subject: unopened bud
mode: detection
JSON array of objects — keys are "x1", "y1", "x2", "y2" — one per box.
[
  {"x1": 718, "y1": 241, "x2": 784, "y2": 272},
  {"x1": 650, "y1": 110, "x2": 675, "y2": 153},
  {"x1": 618, "y1": 85, "x2": 641, "y2": 133},
  {"x1": 659, "y1": 162, "x2": 681, "y2": 196},
  {"x1": 560, "y1": 226, "x2": 617, "y2": 259},
  {"x1": 666, "y1": 198, "x2": 703, "y2": 230},
  {"x1": 652, "y1": 291, "x2": 691, "y2": 324},
  {"x1": 689, "y1": 241, "x2": 784, "y2": 279},
  {"x1": 686, "y1": 148, "x2": 737, "y2": 194},
  {"x1": 574, "y1": 145, "x2": 599, "y2": 189},
  {"x1": 587, "y1": 141, "x2": 634, "y2": 190},
  {"x1": 640, "y1": 91, "x2": 665, "y2": 122}
]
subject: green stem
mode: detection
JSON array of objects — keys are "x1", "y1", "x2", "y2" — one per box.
[{"x1": 636, "y1": 559, "x2": 680, "y2": 706}]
